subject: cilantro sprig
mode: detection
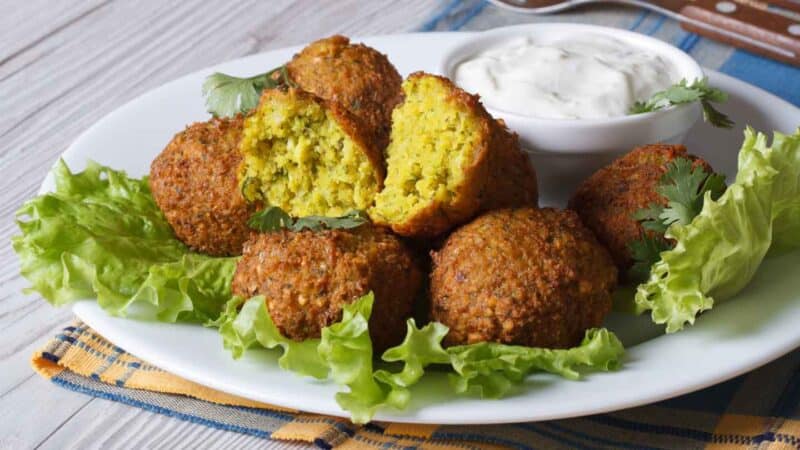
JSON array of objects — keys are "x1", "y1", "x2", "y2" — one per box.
[
  {"x1": 248, "y1": 206, "x2": 369, "y2": 233},
  {"x1": 628, "y1": 157, "x2": 727, "y2": 282},
  {"x1": 202, "y1": 66, "x2": 295, "y2": 118},
  {"x1": 630, "y1": 78, "x2": 734, "y2": 129}
]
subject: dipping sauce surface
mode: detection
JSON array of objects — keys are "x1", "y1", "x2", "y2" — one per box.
[{"x1": 454, "y1": 34, "x2": 679, "y2": 120}]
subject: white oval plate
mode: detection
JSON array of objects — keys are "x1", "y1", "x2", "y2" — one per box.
[{"x1": 54, "y1": 32, "x2": 800, "y2": 425}]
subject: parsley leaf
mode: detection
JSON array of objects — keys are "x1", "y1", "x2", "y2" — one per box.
[
  {"x1": 247, "y1": 206, "x2": 293, "y2": 231},
  {"x1": 632, "y1": 204, "x2": 668, "y2": 234},
  {"x1": 202, "y1": 66, "x2": 294, "y2": 118},
  {"x1": 631, "y1": 78, "x2": 733, "y2": 128},
  {"x1": 293, "y1": 211, "x2": 370, "y2": 232},
  {"x1": 627, "y1": 157, "x2": 727, "y2": 282},
  {"x1": 628, "y1": 235, "x2": 672, "y2": 283},
  {"x1": 248, "y1": 207, "x2": 368, "y2": 233},
  {"x1": 656, "y1": 158, "x2": 727, "y2": 228}
]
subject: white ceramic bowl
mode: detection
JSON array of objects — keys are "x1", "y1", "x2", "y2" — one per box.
[{"x1": 439, "y1": 24, "x2": 706, "y2": 205}]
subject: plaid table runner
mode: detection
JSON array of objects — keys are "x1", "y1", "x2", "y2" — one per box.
[
  {"x1": 31, "y1": 1, "x2": 800, "y2": 448},
  {"x1": 32, "y1": 321, "x2": 800, "y2": 449}
]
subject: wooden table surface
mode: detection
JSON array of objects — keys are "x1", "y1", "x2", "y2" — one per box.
[{"x1": 0, "y1": 1, "x2": 438, "y2": 448}]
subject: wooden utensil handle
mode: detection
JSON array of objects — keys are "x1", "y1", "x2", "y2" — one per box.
[
  {"x1": 769, "y1": 0, "x2": 800, "y2": 15},
  {"x1": 678, "y1": 0, "x2": 800, "y2": 66}
]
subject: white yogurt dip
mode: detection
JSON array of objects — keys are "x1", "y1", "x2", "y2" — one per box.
[{"x1": 453, "y1": 34, "x2": 679, "y2": 120}]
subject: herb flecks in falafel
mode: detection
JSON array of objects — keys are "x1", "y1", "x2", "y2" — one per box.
[
  {"x1": 430, "y1": 208, "x2": 617, "y2": 349},
  {"x1": 370, "y1": 73, "x2": 538, "y2": 237},
  {"x1": 239, "y1": 88, "x2": 384, "y2": 218},
  {"x1": 287, "y1": 35, "x2": 403, "y2": 150},
  {"x1": 231, "y1": 224, "x2": 422, "y2": 352},
  {"x1": 150, "y1": 116, "x2": 254, "y2": 256},
  {"x1": 203, "y1": 35, "x2": 402, "y2": 150}
]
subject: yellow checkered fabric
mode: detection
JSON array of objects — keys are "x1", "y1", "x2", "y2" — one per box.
[{"x1": 31, "y1": 321, "x2": 800, "y2": 449}]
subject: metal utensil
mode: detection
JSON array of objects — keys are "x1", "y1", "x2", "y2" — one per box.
[{"x1": 489, "y1": 0, "x2": 800, "y2": 66}]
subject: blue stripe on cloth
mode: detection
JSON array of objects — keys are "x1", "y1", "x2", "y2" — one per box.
[
  {"x1": 41, "y1": 351, "x2": 59, "y2": 363},
  {"x1": 628, "y1": 10, "x2": 649, "y2": 31},
  {"x1": 51, "y1": 376, "x2": 274, "y2": 439},
  {"x1": 512, "y1": 423, "x2": 595, "y2": 450},
  {"x1": 658, "y1": 374, "x2": 745, "y2": 413},
  {"x1": 432, "y1": 431, "x2": 534, "y2": 450},
  {"x1": 540, "y1": 421, "x2": 662, "y2": 450},
  {"x1": 449, "y1": 1, "x2": 488, "y2": 31},
  {"x1": 682, "y1": 34, "x2": 702, "y2": 54},
  {"x1": 677, "y1": 32, "x2": 699, "y2": 52},
  {"x1": 587, "y1": 415, "x2": 712, "y2": 442},
  {"x1": 719, "y1": 50, "x2": 800, "y2": 107},
  {"x1": 418, "y1": 0, "x2": 462, "y2": 31},
  {"x1": 644, "y1": 15, "x2": 666, "y2": 35},
  {"x1": 314, "y1": 438, "x2": 332, "y2": 449},
  {"x1": 771, "y1": 360, "x2": 800, "y2": 418}
]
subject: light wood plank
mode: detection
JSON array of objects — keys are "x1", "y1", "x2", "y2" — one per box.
[
  {"x1": 37, "y1": 397, "x2": 312, "y2": 449},
  {"x1": 0, "y1": 0, "x2": 438, "y2": 448},
  {"x1": 0, "y1": 0, "x2": 108, "y2": 63},
  {"x1": 0, "y1": 376, "x2": 92, "y2": 449}
]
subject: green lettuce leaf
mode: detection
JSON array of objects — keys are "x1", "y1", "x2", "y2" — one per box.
[
  {"x1": 12, "y1": 160, "x2": 233, "y2": 322},
  {"x1": 219, "y1": 294, "x2": 624, "y2": 423},
  {"x1": 446, "y1": 328, "x2": 624, "y2": 398},
  {"x1": 635, "y1": 129, "x2": 800, "y2": 332},
  {"x1": 318, "y1": 292, "x2": 398, "y2": 424},
  {"x1": 376, "y1": 322, "x2": 623, "y2": 401},
  {"x1": 374, "y1": 320, "x2": 451, "y2": 408},
  {"x1": 766, "y1": 131, "x2": 800, "y2": 255},
  {"x1": 131, "y1": 254, "x2": 238, "y2": 323},
  {"x1": 215, "y1": 295, "x2": 328, "y2": 379}
]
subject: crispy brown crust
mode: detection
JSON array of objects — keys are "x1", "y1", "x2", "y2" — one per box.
[
  {"x1": 230, "y1": 225, "x2": 422, "y2": 352},
  {"x1": 430, "y1": 208, "x2": 617, "y2": 349},
  {"x1": 568, "y1": 144, "x2": 713, "y2": 275},
  {"x1": 481, "y1": 118, "x2": 539, "y2": 211},
  {"x1": 149, "y1": 116, "x2": 253, "y2": 256},
  {"x1": 379, "y1": 72, "x2": 538, "y2": 238},
  {"x1": 287, "y1": 35, "x2": 403, "y2": 151},
  {"x1": 251, "y1": 88, "x2": 386, "y2": 189}
]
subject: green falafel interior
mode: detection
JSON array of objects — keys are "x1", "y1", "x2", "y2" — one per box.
[{"x1": 633, "y1": 128, "x2": 800, "y2": 332}]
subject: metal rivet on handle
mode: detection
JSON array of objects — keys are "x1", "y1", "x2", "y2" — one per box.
[
  {"x1": 716, "y1": 1, "x2": 737, "y2": 13},
  {"x1": 789, "y1": 24, "x2": 800, "y2": 36}
]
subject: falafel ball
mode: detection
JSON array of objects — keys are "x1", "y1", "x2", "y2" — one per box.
[
  {"x1": 287, "y1": 35, "x2": 402, "y2": 151},
  {"x1": 231, "y1": 225, "x2": 422, "y2": 352},
  {"x1": 239, "y1": 88, "x2": 385, "y2": 218},
  {"x1": 149, "y1": 116, "x2": 253, "y2": 256},
  {"x1": 370, "y1": 73, "x2": 538, "y2": 238},
  {"x1": 430, "y1": 208, "x2": 617, "y2": 349},
  {"x1": 568, "y1": 144, "x2": 714, "y2": 274}
]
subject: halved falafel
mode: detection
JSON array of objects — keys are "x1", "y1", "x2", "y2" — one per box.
[
  {"x1": 370, "y1": 73, "x2": 538, "y2": 238},
  {"x1": 568, "y1": 144, "x2": 715, "y2": 274},
  {"x1": 239, "y1": 88, "x2": 385, "y2": 217},
  {"x1": 430, "y1": 208, "x2": 617, "y2": 349},
  {"x1": 149, "y1": 116, "x2": 253, "y2": 256},
  {"x1": 287, "y1": 35, "x2": 402, "y2": 150},
  {"x1": 230, "y1": 225, "x2": 422, "y2": 352}
]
